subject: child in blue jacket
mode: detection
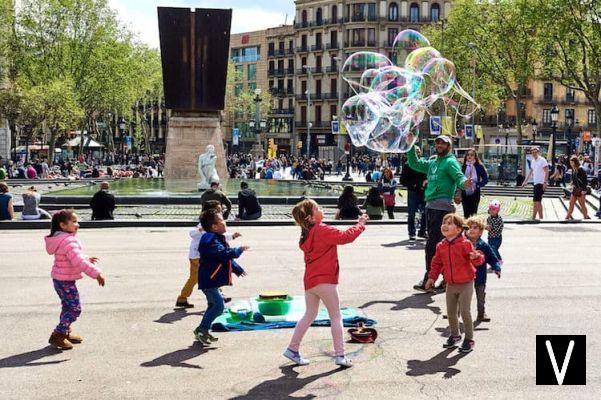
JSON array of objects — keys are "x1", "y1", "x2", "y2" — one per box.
[
  {"x1": 466, "y1": 216, "x2": 501, "y2": 322},
  {"x1": 195, "y1": 209, "x2": 248, "y2": 345}
]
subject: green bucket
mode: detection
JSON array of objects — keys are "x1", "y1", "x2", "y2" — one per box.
[{"x1": 255, "y1": 296, "x2": 293, "y2": 316}]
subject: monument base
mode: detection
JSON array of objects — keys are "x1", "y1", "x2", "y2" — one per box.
[
  {"x1": 164, "y1": 111, "x2": 227, "y2": 181},
  {"x1": 250, "y1": 143, "x2": 264, "y2": 162}
]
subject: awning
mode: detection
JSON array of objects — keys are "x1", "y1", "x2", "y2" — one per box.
[{"x1": 62, "y1": 135, "x2": 104, "y2": 148}]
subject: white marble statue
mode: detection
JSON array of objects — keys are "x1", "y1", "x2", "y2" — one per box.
[{"x1": 197, "y1": 145, "x2": 219, "y2": 190}]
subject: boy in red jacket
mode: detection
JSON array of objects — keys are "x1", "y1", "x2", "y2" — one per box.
[{"x1": 426, "y1": 213, "x2": 484, "y2": 353}]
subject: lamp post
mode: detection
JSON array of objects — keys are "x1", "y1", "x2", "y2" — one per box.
[
  {"x1": 334, "y1": 55, "x2": 353, "y2": 181},
  {"x1": 565, "y1": 112, "x2": 574, "y2": 158},
  {"x1": 532, "y1": 119, "x2": 538, "y2": 144},
  {"x1": 550, "y1": 105, "x2": 559, "y2": 171},
  {"x1": 303, "y1": 65, "x2": 312, "y2": 158}
]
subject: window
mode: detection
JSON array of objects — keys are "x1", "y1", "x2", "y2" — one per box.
[
  {"x1": 301, "y1": 35, "x2": 307, "y2": 48},
  {"x1": 431, "y1": 3, "x2": 440, "y2": 22},
  {"x1": 410, "y1": 3, "x2": 419, "y2": 22},
  {"x1": 288, "y1": 40, "x2": 293, "y2": 51},
  {"x1": 543, "y1": 82, "x2": 553, "y2": 101},
  {"x1": 352, "y1": 3, "x2": 365, "y2": 20},
  {"x1": 277, "y1": 59, "x2": 284, "y2": 71},
  {"x1": 316, "y1": 55, "x2": 322, "y2": 69},
  {"x1": 330, "y1": 30, "x2": 338, "y2": 47},
  {"x1": 288, "y1": 98, "x2": 293, "y2": 110},
  {"x1": 301, "y1": 80, "x2": 307, "y2": 94},
  {"x1": 588, "y1": 109, "x2": 597, "y2": 126},
  {"x1": 315, "y1": 105, "x2": 322, "y2": 123},
  {"x1": 301, "y1": 106, "x2": 307, "y2": 123},
  {"x1": 248, "y1": 82, "x2": 256, "y2": 92},
  {"x1": 316, "y1": 80, "x2": 322, "y2": 95},
  {"x1": 330, "y1": 104, "x2": 337, "y2": 120},
  {"x1": 287, "y1": 79, "x2": 293, "y2": 92},
  {"x1": 269, "y1": 60, "x2": 275, "y2": 72},
  {"x1": 247, "y1": 64, "x2": 256, "y2": 81},
  {"x1": 288, "y1": 59, "x2": 294, "y2": 71},
  {"x1": 316, "y1": 8, "x2": 323, "y2": 24},
  {"x1": 368, "y1": 3, "x2": 376, "y2": 20},
  {"x1": 331, "y1": 78, "x2": 337, "y2": 95},
  {"x1": 278, "y1": 99, "x2": 284, "y2": 109},
  {"x1": 332, "y1": 5, "x2": 338, "y2": 22},
  {"x1": 388, "y1": 28, "x2": 398, "y2": 46},
  {"x1": 302, "y1": 10, "x2": 307, "y2": 24},
  {"x1": 278, "y1": 79, "x2": 284, "y2": 90},
  {"x1": 231, "y1": 46, "x2": 260, "y2": 63},
  {"x1": 565, "y1": 108, "x2": 574, "y2": 124},
  {"x1": 269, "y1": 80, "x2": 274, "y2": 89},
  {"x1": 542, "y1": 109, "x2": 551, "y2": 125},
  {"x1": 316, "y1": 33, "x2": 322, "y2": 47},
  {"x1": 235, "y1": 65, "x2": 243, "y2": 81},
  {"x1": 268, "y1": 42, "x2": 275, "y2": 55},
  {"x1": 234, "y1": 84, "x2": 243, "y2": 96},
  {"x1": 566, "y1": 87, "x2": 575, "y2": 102},
  {"x1": 368, "y1": 28, "x2": 376, "y2": 45},
  {"x1": 279, "y1": 41, "x2": 285, "y2": 52},
  {"x1": 388, "y1": 3, "x2": 398, "y2": 21},
  {"x1": 352, "y1": 28, "x2": 365, "y2": 45}
]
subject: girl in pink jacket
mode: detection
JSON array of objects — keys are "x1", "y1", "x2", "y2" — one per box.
[{"x1": 45, "y1": 210, "x2": 105, "y2": 350}]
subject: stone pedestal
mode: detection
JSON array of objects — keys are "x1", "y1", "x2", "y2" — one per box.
[
  {"x1": 164, "y1": 111, "x2": 227, "y2": 181},
  {"x1": 250, "y1": 143, "x2": 264, "y2": 161},
  {"x1": 0, "y1": 119, "x2": 10, "y2": 161}
]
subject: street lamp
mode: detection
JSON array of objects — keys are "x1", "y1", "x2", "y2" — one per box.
[
  {"x1": 334, "y1": 55, "x2": 353, "y2": 182},
  {"x1": 565, "y1": 111, "x2": 574, "y2": 158},
  {"x1": 550, "y1": 105, "x2": 559, "y2": 171},
  {"x1": 303, "y1": 65, "x2": 312, "y2": 158}
]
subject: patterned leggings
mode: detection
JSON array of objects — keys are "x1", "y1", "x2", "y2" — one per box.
[{"x1": 53, "y1": 280, "x2": 81, "y2": 335}]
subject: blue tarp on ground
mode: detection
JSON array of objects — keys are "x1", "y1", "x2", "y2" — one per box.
[{"x1": 211, "y1": 296, "x2": 377, "y2": 332}]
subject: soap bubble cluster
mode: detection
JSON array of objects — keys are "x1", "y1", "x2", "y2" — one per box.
[{"x1": 341, "y1": 29, "x2": 479, "y2": 153}]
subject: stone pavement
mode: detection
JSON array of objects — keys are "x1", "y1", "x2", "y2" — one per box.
[{"x1": 1, "y1": 224, "x2": 600, "y2": 399}]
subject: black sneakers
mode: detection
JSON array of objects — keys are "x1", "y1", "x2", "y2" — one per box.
[
  {"x1": 175, "y1": 300, "x2": 194, "y2": 308},
  {"x1": 459, "y1": 339, "x2": 475, "y2": 353},
  {"x1": 443, "y1": 335, "x2": 462, "y2": 348}
]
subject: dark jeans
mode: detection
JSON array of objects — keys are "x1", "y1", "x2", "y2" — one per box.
[
  {"x1": 385, "y1": 205, "x2": 394, "y2": 219},
  {"x1": 488, "y1": 236, "x2": 502, "y2": 260},
  {"x1": 423, "y1": 208, "x2": 449, "y2": 284},
  {"x1": 199, "y1": 288, "x2": 224, "y2": 332},
  {"x1": 239, "y1": 211, "x2": 262, "y2": 220},
  {"x1": 475, "y1": 283, "x2": 486, "y2": 316},
  {"x1": 461, "y1": 190, "x2": 481, "y2": 218},
  {"x1": 407, "y1": 190, "x2": 426, "y2": 237}
]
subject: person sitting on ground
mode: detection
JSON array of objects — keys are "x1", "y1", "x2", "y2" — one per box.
[
  {"x1": 26, "y1": 163, "x2": 38, "y2": 179},
  {"x1": 200, "y1": 181, "x2": 232, "y2": 220},
  {"x1": 236, "y1": 181, "x2": 262, "y2": 220},
  {"x1": 362, "y1": 186, "x2": 384, "y2": 220},
  {"x1": 336, "y1": 185, "x2": 362, "y2": 220},
  {"x1": 21, "y1": 186, "x2": 51, "y2": 220},
  {"x1": 0, "y1": 182, "x2": 14, "y2": 220},
  {"x1": 90, "y1": 181, "x2": 116, "y2": 220}
]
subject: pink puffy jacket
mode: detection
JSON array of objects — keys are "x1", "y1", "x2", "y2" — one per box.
[{"x1": 45, "y1": 232, "x2": 101, "y2": 281}]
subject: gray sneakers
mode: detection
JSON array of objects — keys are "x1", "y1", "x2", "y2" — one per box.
[
  {"x1": 335, "y1": 355, "x2": 353, "y2": 368},
  {"x1": 283, "y1": 348, "x2": 310, "y2": 365},
  {"x1": 193, "y1": 327, "x2": 217, "y2": 345}
]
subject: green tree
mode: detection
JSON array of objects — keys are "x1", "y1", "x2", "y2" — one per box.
[
  {"x1": 425, "y1": 0, "x2": 543, "y2": 143},
  {"x1": 539, "y1": 0, "x2": 601, "y2": 135}
]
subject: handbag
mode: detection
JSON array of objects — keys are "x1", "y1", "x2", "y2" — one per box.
[{"x1": 383, "y1": 193, "x2": 395, "y2": 207}]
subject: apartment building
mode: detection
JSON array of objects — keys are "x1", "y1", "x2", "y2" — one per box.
[{"x1": 293, "y1": 0, "x2": 451, "y2": 157}]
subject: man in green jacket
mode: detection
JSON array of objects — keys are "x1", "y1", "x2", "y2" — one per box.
[{"x1": 404, "y1": 133, "x2": 472, "y2": 292}]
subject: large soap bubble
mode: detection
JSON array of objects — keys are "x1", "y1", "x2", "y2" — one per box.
[{"x1": 340, "y1": 30, "x2": 480, "y2": 153}]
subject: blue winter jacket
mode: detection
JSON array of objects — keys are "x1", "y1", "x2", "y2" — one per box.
[
  {"x1": 198, "y1": 232, "x2": 245, "y2": 289},
  {"x1": 474, "y1": 238, "x2": 501, "y2": 285}
]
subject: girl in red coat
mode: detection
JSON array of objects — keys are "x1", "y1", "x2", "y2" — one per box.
[
  {"x1": 284, "y1": 199, "x2": 367, "y2": 368},
  {"x1": 425, "y1": 213, "x2": 484, "y2": 353}
]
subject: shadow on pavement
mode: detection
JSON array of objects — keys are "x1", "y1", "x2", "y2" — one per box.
[
  {"x1": 406, "y1": 348, "x2": 468, "y2": 379},
  {"x1": 154, "y1": 308, "x2": 204, "y2": 324},
  {"x1": 229, "y1": 365, "x2": 343, "y2": 400},
  {"x1": 359, "y1": 293, "x2": 441, "y2": 316},
  {"x1": 140, "y1": 342, "x2": 215, "y2": 369},
  {"x1": 381, "y1": 239, "x2": 425, "y2": 250},
  {"x1": 435, "y1": 320, "x2": 489, "y2": 337},
  {"x1": 0, "y1": 346, "x2": 67, "y2": 368}
]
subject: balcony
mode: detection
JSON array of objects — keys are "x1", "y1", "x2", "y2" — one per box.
[
  {"x1": 382, "y1": 40, "x2": 394, "y2": 48},
  {"x1": 351, "y1": 15, "x2": 366, "y2": 22},
  {"x1": 287, "y1": 48, "x2": 295, "y2": 55},
  {"x1": 323, "y1": 92, "x2": 339, "y2": 100},
  {"x1": 311, "y1": 19, "x2": 325, "y2": 27},
  {"x1": 329, "y1": 17, "x2": 340, "y2": 25},
  {"x1": 538, "y1": 96, "x2": 556, "y2": 104},
  {"x1": 285, "y1": 68, "x2": 294, "y2": 75},
  {"x1": 311, "y1": 44, "x2": 324, "y2": 52},
  {"x1": 326, "y1": 65, "x2": 339, "y2": 73},
  {"x1": 367, "y1": 40, "x2": 376, "y2": 47},
  {"x1": 295, "y1": 121, "x2": 309, "y2": 128},
  {"x1": 312, "y1": 66, "x2": 323, "y2": 74},
  {"x1": 295, "y1": 93, "x2": 322, "y2": 101},
  {"x1": 275, "y1": 49, "x2": 286, "y2": 57},
  {"x1": 345, "y1": 40, "x2": 366, "y2": 47},
  {"x1": 296, "y1": 68, "x2": 307, "y2": 76},
  {"x1": 294, "y1": 21, "x2": 309, "y2": 29},
  {"x1": 268, "y1": 50, "x2": 275, "y2": 58},
  {"x1": 286, "y1": 88, "x2": 294, "y2": 95},
  {"x1": 326, "y1": 42, "x2": 339, "y2": 50},
  {"x1": 296, "y1": 46, "x2": 309, "y2": 53},
  {"x1": 269, "y1": 88, "x2": 286, "y2": 97},
  {"x1": 271, "y1": 108, "x2": 294, "y2": 116},
  {"x1": 367, "y1": 15, "x2": 378, "y2": 22}
]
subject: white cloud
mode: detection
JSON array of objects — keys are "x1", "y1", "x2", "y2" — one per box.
[{"x1": 108, "y1": 1, "x2": 291, "y2": 48}]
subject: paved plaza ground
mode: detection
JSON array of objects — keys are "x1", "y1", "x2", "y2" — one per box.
[{"x1": 1, "y1": 224, "x2": 600, "y2": 399}]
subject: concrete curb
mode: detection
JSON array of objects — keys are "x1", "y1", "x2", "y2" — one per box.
[{"x1": 2, "y1": 218, "x2": 600, "y2": 230}]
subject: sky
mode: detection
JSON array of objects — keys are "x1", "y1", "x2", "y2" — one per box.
[{"x1": 108, "y1": 0, "x2": 296, "y2": 48}]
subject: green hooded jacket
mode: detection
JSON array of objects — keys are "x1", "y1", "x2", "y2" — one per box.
[{"x1": 406, "y1": 145, "x2": 467, "y2": 203}]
